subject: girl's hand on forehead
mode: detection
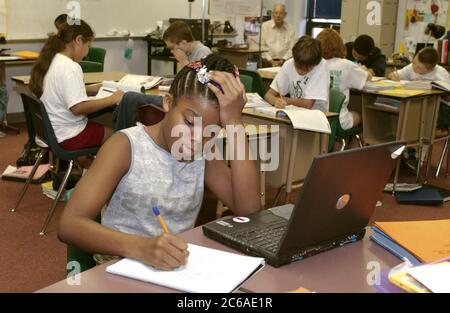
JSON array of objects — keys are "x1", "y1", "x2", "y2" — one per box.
[{"x1": 207, "y1": 71, "x2": 247, "y2": 127}]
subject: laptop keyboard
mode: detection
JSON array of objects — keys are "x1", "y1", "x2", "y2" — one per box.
[{"x1": 233, "y1": 221, "x2": 288, "y2": 254}]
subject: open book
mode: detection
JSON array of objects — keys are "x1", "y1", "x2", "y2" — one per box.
[
  {"x1": 432, "y1": 81, "x2": 450, "y2": 92},
  {"x1": 106, "y1": 244, "x2": 265, "y2": 293},
  {"x1": 254, "y1": 105, "x2": 331, "y2": 134},
  {"x1": 94, "y1": 74, "x2": 163, "y2": 99}
]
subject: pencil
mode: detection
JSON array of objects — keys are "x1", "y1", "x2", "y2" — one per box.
[
  {"x1": 275, "y1": 80, "x2": 283, "y2": 100},
  {"x1": 152, "y1": 206, "x2": 170, "y2": 234}
]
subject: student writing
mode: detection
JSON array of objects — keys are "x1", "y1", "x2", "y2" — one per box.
[
  {"x1": 264, "y1": 36, "x2": 330, "y2": 111},
  {"x1": 58, "y1": 55, "x2": 260, "y2": 271}
]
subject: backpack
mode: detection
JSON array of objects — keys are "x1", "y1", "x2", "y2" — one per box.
[{"x1": 16, "y1": 140, "x2": 48, "y2": 167}]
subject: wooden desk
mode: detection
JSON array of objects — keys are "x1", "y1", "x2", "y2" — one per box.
[
  {"x1": 11, "y1": 71, "x2": 128, "y2": 86},
  {"x1": 36, "y1": 226, "x2": 400, "y2": 293},
  {"x1": 257, "y1": 67, "x2": 280, "y2": 92},
  {"x1": 1, "y1": 57, "x2": 37, "y2": 132},
  {"x1": 243, "y1": 108, "x2": 338, "y2": 204},
  {"x1": 217, "y1": 47, "x2": 268, "y2": 69},
  {"x1": 361, "y1": 89, "x2": 445, "y2": 188}
]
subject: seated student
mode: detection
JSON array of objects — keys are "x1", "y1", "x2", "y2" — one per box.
[
  {"x1": 388, "y1": 47, "x2": 450, "y2": 129},
  {"x1": 58, "y1": 54, "x2": 260, "y2": 270},
  {"x1": 264, "y1": 36, "x2": 329, "y2": 112},
  {"x1": 346, "y1": 35, "x2": 387, "y2": 77},
  {"x1": 163, "y1": 21, "x2": 212, "y2": 69},
  {"x1": 317, "y1": 29, "x2": 371, "y2": 130},
  {"x1": 29, "y1": 20, "x2": 124, "y2": 152}
]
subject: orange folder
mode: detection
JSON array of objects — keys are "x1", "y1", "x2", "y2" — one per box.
[
  {"x1": 10, "y1": 50, "x2": 39, "y2": 60},
  {"x1": 375, "y1": 220, "x2": 450, "y2": 263}
]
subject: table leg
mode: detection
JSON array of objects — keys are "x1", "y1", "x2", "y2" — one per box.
[
  {"x1": 285, "y1": 130, "x2": 299, "y2": 204},
  {"x1": 393, "y1": 100, "x2": 410, "y2": 194}
]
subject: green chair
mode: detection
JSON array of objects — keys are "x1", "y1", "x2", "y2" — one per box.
[
  {"x1": 240, "y1": 74, "x2": 253, "y2": 93},
  {"x1": 335, "y1": 98, "x2": 363, "y2": 150},
  {"x1": 238, "y1": 68, "x2": 266, "y2": 97},
  {"x1": 85, "y1": 47, "x2": 106, "y2": 65},
  {"x1": 80, "y1": 47, "x2": 106, "y2": 73},
  {"x1": 328, "y1": 89, "x2": 347, "y2": 153},
  {"x1": 65, "y1": 189, "x2": 100, "y2": 274},
  {"x1": 80, "y1": 60, "x2": 103, "y2": 73}
]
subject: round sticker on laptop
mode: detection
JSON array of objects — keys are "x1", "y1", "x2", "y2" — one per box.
[
  {"x1": 336, "y1": 194, "x2": 351, "y2": 211},
  {"x1": 233, "y1": 217, "x2": 250, "y2": 223}
]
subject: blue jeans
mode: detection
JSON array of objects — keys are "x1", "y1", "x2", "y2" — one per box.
[{"x1": 0, "y1": 85, "x2": 8, "y2": 122}]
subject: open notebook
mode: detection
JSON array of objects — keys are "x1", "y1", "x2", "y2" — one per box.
[
  {"x1": 254, "y1": 105, "x2": 331, "y2": 134},
  {"x1": 106, "y1": 244, "x2": 265, "y2": 293}
]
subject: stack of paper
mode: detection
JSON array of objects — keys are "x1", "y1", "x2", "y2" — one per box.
[
  {"x1": 106, "y1": 244, "x2": 265, "y2": 293},
  {"x1": 432, "y1": 81, "x2": 450, "y2": 92},
  {"x1": 387, "y1": 258, "x2": 450, "y2": 293},
  {"x1": 404, "y1": 80, "x2": 432, "y2": 90},
  {"x1": 374, "y1": 97, "x2": 401, "y2": 110},
  {"x1": 371, "y1": 219, "x2": 450, "y2": 264},
  {"x1": 254, "y1": 105, "x2": 331, "y2": 134},
  {"x1": 41, "y1": 181, "x2": 65, "y2": 201}
]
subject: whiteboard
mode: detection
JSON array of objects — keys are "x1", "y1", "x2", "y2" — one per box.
[
  {"x1": 209, "y1": 0, "x2": 262, "y2": 17},
  {"x1": 1, "y1": 0, "x2": 216, "y2": 40}
]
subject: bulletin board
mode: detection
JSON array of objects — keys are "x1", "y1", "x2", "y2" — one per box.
[
  {"x1": 403, "y1": 0, "x2": 449, "y2": 43},
  {"x1": 209, "y1": 0, "x2": 262, "y2": 17}
]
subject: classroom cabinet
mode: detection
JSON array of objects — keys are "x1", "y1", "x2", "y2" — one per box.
[{"x1": 340, "y1": 0, "x2": 399, "y2": 56}]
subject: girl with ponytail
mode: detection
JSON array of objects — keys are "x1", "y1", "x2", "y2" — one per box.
[{"x1": 30, "y1": 20, "x2": 123, "y2": 151}]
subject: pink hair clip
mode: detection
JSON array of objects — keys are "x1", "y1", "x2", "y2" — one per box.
[{"x1": 188, "y1": 61, "x2": 202, "y2": 70}]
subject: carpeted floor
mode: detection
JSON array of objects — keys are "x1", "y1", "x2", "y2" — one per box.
[{"x1": 0, "y1": 123, "x2": 449, "y2": 292}]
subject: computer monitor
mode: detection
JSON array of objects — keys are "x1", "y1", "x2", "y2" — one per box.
[
  {"x1": 415, "y1": 43, "x2": 434, "y2": 56},
  {"x1": 168, "y1": 18, "x2": 210, "y2": 44}
]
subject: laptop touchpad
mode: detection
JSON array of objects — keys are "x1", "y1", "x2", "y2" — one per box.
[{"x1": 269, "y1": 204, "x2": 295, "y2": 221}]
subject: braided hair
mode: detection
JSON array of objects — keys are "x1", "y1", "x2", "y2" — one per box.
[{"x1": 169, "y1": 54, "x2": 236, "y2": 104}]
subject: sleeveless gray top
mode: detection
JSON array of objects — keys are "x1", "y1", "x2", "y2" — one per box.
[{"x1": 102, "y1": 125, "x2": 205, "y2": 237}]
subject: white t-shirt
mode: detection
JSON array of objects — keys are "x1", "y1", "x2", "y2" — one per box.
[
  {"x1": 270, "y1": 58, "x2": 330, "y2": 112},
  {"x1": 41, "y1": 53, "x2": 89, "y2": 143},
  {"x1": 326, "y1": 58, "x2": 368, "y2": 130},
  {"x1": 261, "y1": 20, "x2": 297, "y2": 61},
  {"x1": 397, "y1": 64, "x2": 450, "y2": 82}
]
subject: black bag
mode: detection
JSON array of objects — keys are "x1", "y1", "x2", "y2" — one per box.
[{"x1": 16, "y1": 141, "x2": 48, "y2": 167}]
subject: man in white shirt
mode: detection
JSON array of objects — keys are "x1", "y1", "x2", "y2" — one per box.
[{"x1": 261, "y1": 4, "x2": 297, "y2": 67}]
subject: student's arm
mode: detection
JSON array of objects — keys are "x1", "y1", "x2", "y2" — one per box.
[
  {"x1": 70, "y1": 91, "x2": 124, "y2": 116},
  {"x1": 206, "y1": 72, "x2": 261, "y2": 216},
  {"x1": 265, "y1": 88, "x2": 315, "y2": 109},
  {"x1": 172, "y1": 48, "x2": 189, "y2": 69},
  {"x1": 388, "y1": 71, "x2": 401, "y2": 81},
  {"x1": 85, "y1": 83, "x2": 102, "y2": 95},
  {"x1": 58, "y1": 133, "x2": 188, "y2": 271},
  {"x1": 265, "y1": 88, "x2": 288, "y2": 108}
]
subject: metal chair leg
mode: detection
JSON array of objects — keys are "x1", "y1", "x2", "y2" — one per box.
[
  {"x1": 435, "y1": 138, "x2": 449, "y2": 179},
  {"x1": 355, "y1": 134, "x2": 363, "y2": 148},
  {"x1": 11, "y1": 150, "x2": 46, "y2": 213},
  {"x1": 340, "y1": 138, "x2": 346, "y2": 152},
  {"x1": 40, "y1": 160, "x2": 73, "y2": 236}
]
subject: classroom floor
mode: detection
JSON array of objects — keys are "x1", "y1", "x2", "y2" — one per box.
[{"x1": 1, "y1": 123, "x2": 450, "y2": 292}]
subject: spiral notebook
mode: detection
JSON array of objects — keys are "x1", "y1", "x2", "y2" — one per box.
[{"x1": 106, "y1": 244, "x2": 265, "y2": 293}]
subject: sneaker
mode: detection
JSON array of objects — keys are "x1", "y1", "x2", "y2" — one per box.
[{"x1": 0, "y1": 131, "x2": 6, "y2": 139}]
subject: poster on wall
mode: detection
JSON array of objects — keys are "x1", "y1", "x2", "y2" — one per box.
[
  {"x1": 404, "y1": 0, "x2": 449, "y2": 45},
  {"x1": 209, "y1": 0, "x2": 262, "y2": 17}
]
